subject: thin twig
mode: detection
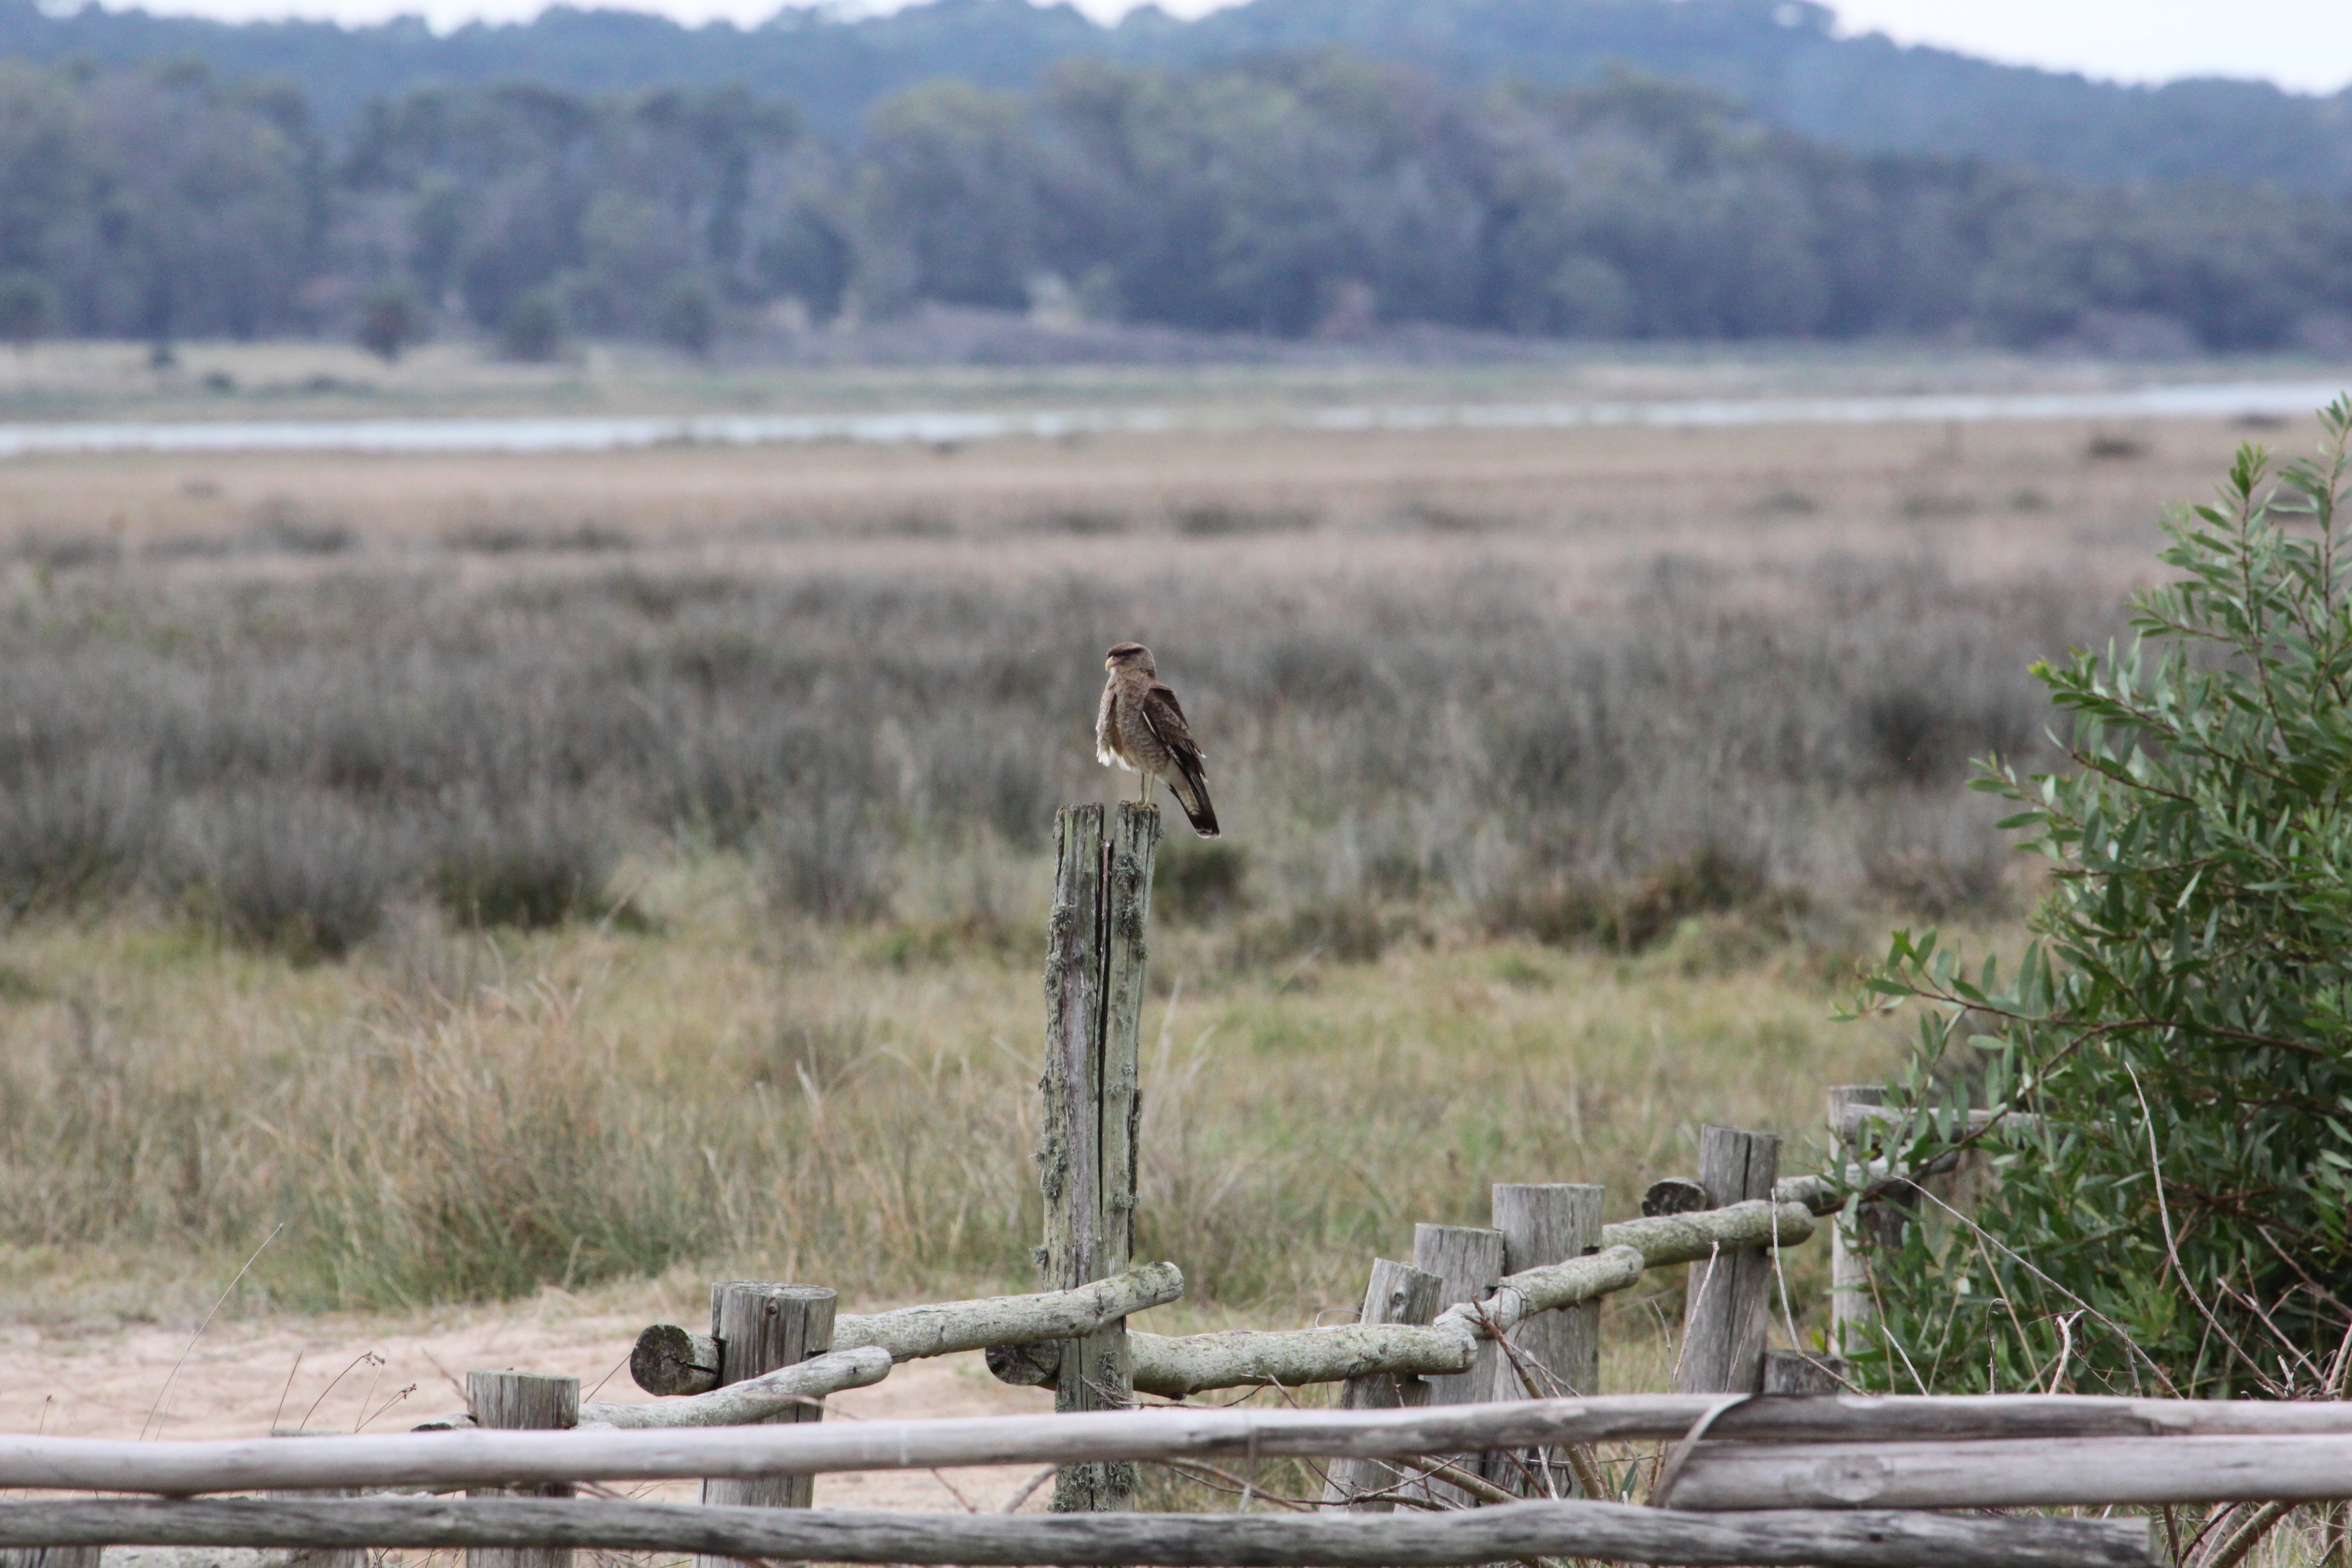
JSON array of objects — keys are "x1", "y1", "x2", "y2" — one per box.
[
  {"x1": 270, "y1": 1350, "x2": 305, "y2": 1435},
  {"x1": 143, "y1": 1222, "x2": 285, "y2": 1441},
  {"x1": 355, "y1": 1384, "x2": 417, "y2": 1433},
  {"x1": 1149, "y1": 1458, "x2": 1323, "y2": 1513},
  {"x1": 2129, "y1": 1063, "x2": 2270, "y2": 1390},
  {"x1": 299, "y1": 1352, "x2": 387, "y2": 1434},
  {"x1": 2203, "y1": 1500, "x2": 2297, "y2": 1568},
  {"x1": 1907, "y1": 1180, "x2": 2176, "y2": 1394},
  {"x1": 582, "y1": 1353, "x2": 631, "y2": 1403},
  {"x1": 998, "y1": 1465, "x2": 1057, "y2": 1514}
]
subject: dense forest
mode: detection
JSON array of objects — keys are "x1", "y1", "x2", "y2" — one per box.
[
  {"x1": 4, "y1": 0, "x2": 2349, "y2": 193},
  {"x1": 3, "y1": 51, "x2": 2351, "y2": 352}
]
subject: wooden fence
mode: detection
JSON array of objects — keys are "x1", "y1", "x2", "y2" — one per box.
[
  {"x1": 0, "y1": 800, "x2": 2333, "y2": 1567},
  {"x1": 12, "y1": 1394, "x2": 2352, "y2": 1562}
]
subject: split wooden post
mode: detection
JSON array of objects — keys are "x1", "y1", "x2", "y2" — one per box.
[
  {"x1": 1676, "y1": 1126, "x2": 1780, "y2": 1395},
  {"x1": 1038, "y1": 801, "x2": 1160, "y2": 1514},
  {"x1": 1481, "y1": 1184, "x2": 1605, "y2": 1494},
  {"x1": 465, "y1": 1372, "x2": 578, "y2": 1568},
  {"x1": 696, "y1": 1283, "x2": 835, "y2": 1568},
  {"x1": 1320, "y1": 1258, "x2": 1444, "y2": 1511},
  {"x1": 1827, "y1": 1085, "x2": 1886, "y2": 1358}
]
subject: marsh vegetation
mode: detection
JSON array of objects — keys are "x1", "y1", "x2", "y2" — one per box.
[{"x1": 0, "y1": 387, "x2": 2282, "y2": 1328}]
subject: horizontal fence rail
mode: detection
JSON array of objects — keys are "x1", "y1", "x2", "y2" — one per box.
[
  {"x1": 581, "y1": 1347, "x2": 890, "y2": 1429},
  {"x1": 629, "y1": 1265, "x2": 1187, "y2": 1398},
  {"x1": 0, "y1": 1496, "x2": 2154, "y2": 1568},
  {"x1": 12, "y1": 1397, "x2": 2352, "y2": 1498},
  {"x1": 1666, "y1": 1433, "x2": 2352, "y2": 1511},
  {"x1": 1065, "y1": 1201, "x2": 1815, "y2": 1397}
]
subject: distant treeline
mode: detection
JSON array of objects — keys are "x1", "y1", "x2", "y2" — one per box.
[
  {"x1": 5, "y1": 0, "x2": 2349, "y2": 193},
  {"x1": 4, "y1": 52, "x2": 2351, "y2": 351}
]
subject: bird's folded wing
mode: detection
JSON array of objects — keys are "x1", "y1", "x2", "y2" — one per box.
[{"x1": 1140, "y1": 684, "x2": 1202, "y2": 759}]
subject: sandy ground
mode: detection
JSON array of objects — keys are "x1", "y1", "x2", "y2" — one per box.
[{"x1": 0, "y1": 1294, "x2": 1059, "y2": 1513}]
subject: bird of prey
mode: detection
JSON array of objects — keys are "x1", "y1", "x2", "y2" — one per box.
[{"x1": 1097, "y1": 642, "x2": 1220, "y2": 837}]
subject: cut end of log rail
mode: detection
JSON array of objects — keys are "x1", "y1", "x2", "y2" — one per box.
[{"x1": 633, "y1": 1264, "x2": 1183, "y2": 1401}]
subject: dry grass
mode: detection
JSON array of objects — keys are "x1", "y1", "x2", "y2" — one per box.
[
  {"x1": 0, "y1": 397, "x2": 2276, "y2": 552},
  {"x1": 0, "y1": 380, "x2": 2315, "y2": 1344},
  {"x1": 0, "y1": 867, "x2": 1913, "y2": 1333}
]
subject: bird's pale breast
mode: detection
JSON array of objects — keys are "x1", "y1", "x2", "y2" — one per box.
[{"x1": 1100, "y1": 673, "x2": 1171, "y2": 772}]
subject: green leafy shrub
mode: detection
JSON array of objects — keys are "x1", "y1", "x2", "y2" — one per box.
[{"x1": 1855, "y1": 397, "x2": 2352, "y2": 1398}]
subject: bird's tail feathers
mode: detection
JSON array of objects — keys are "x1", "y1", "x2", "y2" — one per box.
[{"x1": 1170, "y1": 756, "x2": 1220, "y2": 838}]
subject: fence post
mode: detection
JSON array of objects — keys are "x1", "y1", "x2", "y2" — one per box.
[
  {"x1": 1675, "y1": 1125, "x2": 1780, "y2": 1394},
  {"x1": 1038, "y1": 801, "x2": 1159, "y2": 1514},
  {"x1": 1413, "y1": 1223, "x2": 1506, "y2": 1406},
  {"x1": 1485, "y1": 1183, "x2": 1605, "y2": 1398},
  {"x1": 0, "y1": 1550, "x2": 97, "y2": 1568},
  {"x1": 465, "y1": 1371, "x2": 578, "y2": 1568},
  {"x1": 1410, "y1": 1222, "x2": 1506, "y2": 1505},
  {"x1": 694, "y1": 1282, "x2": 834, "y2": 1568},
  {"x1": 1480, "y1": 1183, "x2": 1605, "y2": 1494},
  {"x1": 1827, "y1": 1085, "x2": 1886, "y2": 1358},
  {"x1": 1320, "y1": 1257, "x2": 1443, "y2": 1511},
  {"x1": 1762, "y1": 1348, "x2": 1849, "y2": 1393},
  {"x1": 269, "y1": 1427, "x2": 368, "y2": 1568}
]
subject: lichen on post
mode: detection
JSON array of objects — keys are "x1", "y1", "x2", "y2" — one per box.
[{"x1": 1037, "y1": 801, "x2": 1161, "y2": 1513}]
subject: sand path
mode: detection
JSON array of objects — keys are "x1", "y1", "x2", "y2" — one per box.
[{"x1": 0, "y1": 1292, "x2": 1059, "y2": 1513}]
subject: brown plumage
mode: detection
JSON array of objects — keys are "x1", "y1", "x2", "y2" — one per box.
[{"x1": 1096, "y1": 641, "x2": 1220, "y2": 837}]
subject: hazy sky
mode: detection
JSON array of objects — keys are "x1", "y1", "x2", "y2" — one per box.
[
  {"x1": 79, "y1": 0, "x2": 2352, "y2": 96},
  {"x1": 1824, "y1": 0, "x2": 2352, "y2": 94}
]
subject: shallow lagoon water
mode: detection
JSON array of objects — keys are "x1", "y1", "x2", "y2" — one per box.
[{"x1": 0, "y1": 378, "x2": 2344, "y2": 458}]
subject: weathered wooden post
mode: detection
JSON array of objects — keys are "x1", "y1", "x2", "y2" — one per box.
[
  {"x1": 1483, "y1": 1184, "x2": 1605, "y2": 1399},
  {"x1": 1320, "y1": 1258, "x2": 1443, "y2": 1510},
  {"x1": 1762, "y1": 1347, "x2": 1850, "y2": 1393},
  {"x1": 0, "y1": 1548, "x2": 97, "y2": 1568},
  {"x1": 465, "y1": 1371, "x2": 577, "y2": 1568},
  {"x1": 1827, "y1": 1085, "x2": 1887, "y2": 1358},
  {"x1": 1409, "y1": 1222, "x2": 1505, "y2": 1504},
  {"x1": 1037, "y1": 801, "x2": 1160, "y2": 1513},
  {"x1": 1412, "y1": 1223, "x2": 1506, "y2": 1406},
  {"x1": 1676, "y1": 1125, "x2": 1780, "y2": 1394},
  {"x1": 1479, "y1": 1183, "x2": 1605, "y2": 1493},
  {"x1": 269, "y1": 1428, "x2": 368, "y2": 1568},
  {"x1": 695, "y1": 1280, "x2": 835, "y2": 1568}
]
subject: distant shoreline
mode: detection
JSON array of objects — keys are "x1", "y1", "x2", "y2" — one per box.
[{"x1": 3, "y1": 378, "x2": 2344, "y2": 458}]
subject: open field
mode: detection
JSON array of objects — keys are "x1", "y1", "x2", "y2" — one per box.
[
  {"x1": 0, "y1": 402, "x2": 2287, "y2": 557},
  {"x1": 0, "y1": 361, "x2": 2341, "y2": 1441}
]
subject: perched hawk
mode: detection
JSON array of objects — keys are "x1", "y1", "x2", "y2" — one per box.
[{"x1": 1097, "y1": 642, "x2": 1220, "y2": 837}]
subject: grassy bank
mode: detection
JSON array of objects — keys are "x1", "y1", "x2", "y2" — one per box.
[{"x1": 0, "y1": 868, "x2": 1916, "y2": 1327}]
